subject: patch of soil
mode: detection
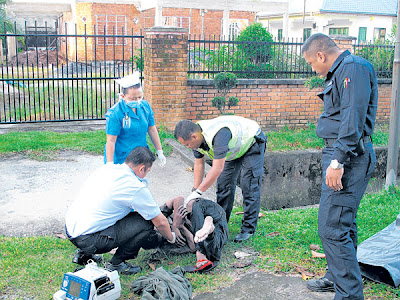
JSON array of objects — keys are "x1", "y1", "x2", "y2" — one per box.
[{"x1": 8, "y1": 49, "x2": 66, "y2": 66}]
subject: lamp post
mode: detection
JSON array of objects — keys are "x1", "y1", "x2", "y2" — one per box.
[{"x1": 385, "y1": 0, "x2": 400, "y2": 191}]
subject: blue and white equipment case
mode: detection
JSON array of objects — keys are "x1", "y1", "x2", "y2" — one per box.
[{"x1": 53, "y1": 262, "x2": 121, "y2": 300}]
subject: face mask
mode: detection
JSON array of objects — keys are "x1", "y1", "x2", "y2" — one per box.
[{"x1": 126, "y1": 100, "x2": 141, "y2": 109}]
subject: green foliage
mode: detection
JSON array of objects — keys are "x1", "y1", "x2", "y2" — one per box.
[
  {"x1": 211, "y1": 96, "x2": 226, "y2": 110},
  {"x1": 0, "y1": 0, "x2": 15, "y2": 34},
  {"x1": 304, "y1": 76, "x2": 326, "y2": 90},
  {"x1": 213, "y1": 71, "x2": 238, "y2": 91},
  {"x1": 211, "y1": 72, "x2": 238, "y2": 114},
  {"x1": 236, "y1": 23, "x2": 274, "y2": 65},
  {"x1": 130, "y1": 49, "x2": 143, "y2": 71},
  {"x1": 0, "y1": 127, "x2": 174, "y2": 157},
  {"x1": 354, "y1": 40, "x2": 394, "y2": 78},
  {"x1": 227, "y1": 96, "x2": 239, "y2": 109}
]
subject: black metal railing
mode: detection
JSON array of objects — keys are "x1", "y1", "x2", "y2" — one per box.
[
  {"x1": 188, "y1": 36, "x2": 314, "y2": 79},
  {"x1": 0, "y1": 21, "x2": 143, "y2": 124},
  {"x1": 353, "y1": 42, "x2": 394, "y2": 79},
  {"x1": 188, "y1": 36, "x2": 395, "y2": 80}
]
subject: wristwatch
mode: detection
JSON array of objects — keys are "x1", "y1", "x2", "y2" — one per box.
[{"x1": 330, "y1": 159, "x2": 344, "y2": 170}]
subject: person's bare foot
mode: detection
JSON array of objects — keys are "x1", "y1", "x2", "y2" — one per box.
[{"x1": 194, "y1": 216, "x2": 215, "y2": 243}]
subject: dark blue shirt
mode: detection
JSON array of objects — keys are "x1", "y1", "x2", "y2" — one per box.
[
  {"x1": 316, "y1": 50, "x2": 378, "y2": 163},
  {"x1": 193, "y1": 127, "x2": 232, "y2": 160}
]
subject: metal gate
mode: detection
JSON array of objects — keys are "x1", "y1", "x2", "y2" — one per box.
[{"x1": 0, "y1": 22, "x2": 143, "y2": 124}]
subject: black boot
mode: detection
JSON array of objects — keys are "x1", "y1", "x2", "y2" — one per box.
[{"x1": 72, "y1": 249, "x2": 102, "y2": 265}]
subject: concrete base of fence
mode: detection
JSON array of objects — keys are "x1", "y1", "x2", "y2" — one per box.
[{"x1": 0, "y1": 120, "x2": 106, "y2": 134}]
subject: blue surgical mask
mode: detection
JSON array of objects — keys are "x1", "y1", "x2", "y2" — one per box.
[{"x1": 126, "y1": 99, "x2": 142, "y2": 109}]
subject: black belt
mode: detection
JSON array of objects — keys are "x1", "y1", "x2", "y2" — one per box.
[{"x1": 323, "y1": 136, "x2": 371, "y2": 148}]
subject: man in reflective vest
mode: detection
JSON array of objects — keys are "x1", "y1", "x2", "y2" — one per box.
[{"x1": 174, "y1": 116, "x2": 267, "y2": 242}]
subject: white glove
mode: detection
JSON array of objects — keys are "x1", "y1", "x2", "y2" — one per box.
[
  {"x1": 184, "y1": 189, "x2": 202, "y2": 208},
  {"x1": 167, "y1": 232, "x2": 176, "y2": 244},
  {"x1": 156, "y1": 150, "x2": 166, "y2": 167}
]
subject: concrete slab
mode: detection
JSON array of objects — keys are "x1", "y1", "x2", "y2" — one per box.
[{"x1": 194, "y1": 271, "x2": 334, "y2": 300}]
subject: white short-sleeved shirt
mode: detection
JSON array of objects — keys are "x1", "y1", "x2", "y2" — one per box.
[{"x1": 65, "y1": 163, "x2": 161, "y2": 238}]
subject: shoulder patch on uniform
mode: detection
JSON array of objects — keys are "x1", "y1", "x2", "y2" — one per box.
[{"x1": 343, "y1": 77, "x2": 350, "y2": 89}]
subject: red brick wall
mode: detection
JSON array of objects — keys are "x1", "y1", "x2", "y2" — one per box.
[
  {"x1": 72, "y1": 2, "x2": 141, "y2": 61},
  {"x1": 144, "y1": 28, "x2": 189, "y2": 129},
  {"x1": 142, "y1": 8, "x2": 256, "y2": 37},
  {"x1": 185, "y1": 81, "x2": 391, "y2": 130}
]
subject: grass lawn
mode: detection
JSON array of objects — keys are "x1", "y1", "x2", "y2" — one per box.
[
  {"x1": 0, "y1": 123, "x2": 398, "y2": 299},
  {"x1": 1, "y1": 188, "x2": 399, "y2": 299}
]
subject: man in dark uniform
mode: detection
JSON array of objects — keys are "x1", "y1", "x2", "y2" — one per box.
[
  {"x1": 302, "y1": 33, "x2": 377, "y2": 299},
  {"x1": 174, "y1": 116, "x2": 267, "y2": 242}
]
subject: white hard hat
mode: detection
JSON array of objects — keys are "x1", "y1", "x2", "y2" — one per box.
[{"x1": 115, "y1": 72, "x2": 141, "y2": 88}]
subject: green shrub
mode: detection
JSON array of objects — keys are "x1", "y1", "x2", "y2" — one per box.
[{"x1": 211, "y1": 72, "x2": 239, "y2": 114}]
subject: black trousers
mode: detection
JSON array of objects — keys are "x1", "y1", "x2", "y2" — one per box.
[
  {"x1": 69, "y1": 212, "x2": 160, "y2": 265},
  {"x1": 319, "y1": 142, "x2": 376, "y2": 300},
  {"x1": 216, "y1": 132, "x2": 266, "y2": 233},
  {"x1": 190, "y1": 199, "x2": 229, "y2": 262}
]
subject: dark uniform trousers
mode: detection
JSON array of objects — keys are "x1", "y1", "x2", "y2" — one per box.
[
  {"x1": 319, "y1": 142, "x2": 376, "y2": 300},
  {"x1": 68, "y1": 212, "x2": 160, "y2": 265},
  {"x1": 216, "y1": 132, "x2": 266, "y2": 233}
]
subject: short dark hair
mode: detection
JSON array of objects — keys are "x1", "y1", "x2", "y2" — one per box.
[
  {"x1": 122, "y1": 83, "x2": 141, "y2": 95},
  {"x1": 125, "y1": 146, "x2": 155, "y2": 169},
  {"x1": 174, "y1": 120, "x2": 200, "y2": 140},
  {"x1": 302, "y1": 33, "x2": 339, "y2": 56}
]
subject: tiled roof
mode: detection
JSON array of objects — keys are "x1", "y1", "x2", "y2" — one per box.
[{"x1": 321, "y1": 0, "x2": 398, "y2": 16}]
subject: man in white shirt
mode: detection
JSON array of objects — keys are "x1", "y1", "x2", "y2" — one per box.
[{"x1": 65, "y1": 147, "x2": 177, "y2": 275}]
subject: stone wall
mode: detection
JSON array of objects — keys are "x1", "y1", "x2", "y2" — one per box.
[{"x1": 261, "y1": 147, "x2": 399, "y2": 210}]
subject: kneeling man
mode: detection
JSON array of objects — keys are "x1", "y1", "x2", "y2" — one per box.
[{"x1": 65, "y1": 147, "x2": 178, "y2": 275}]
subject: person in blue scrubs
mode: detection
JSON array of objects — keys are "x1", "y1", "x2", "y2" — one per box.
[{"x1": 104, "y1": 72, "x2": 166, "y2": 166}]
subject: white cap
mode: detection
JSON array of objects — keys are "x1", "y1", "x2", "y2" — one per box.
[{"x1": 115, "y1": 72, "x2": 141, "y2": 88}]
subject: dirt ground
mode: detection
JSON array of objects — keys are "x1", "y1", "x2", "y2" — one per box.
[{"x1": 0, "y1": 150, "x2": 216, "y2": 237}]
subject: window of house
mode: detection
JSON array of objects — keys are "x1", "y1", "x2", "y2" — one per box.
[
  {"x1": 303, "y1": 28, "x2": 311, "y2": 41},
  {"x1": 229, "y1": 22, "x2": 240, "y2": 38},
  {"x1": 373, "y1": 28, "x2": 386, "y2": 42},
  {"x1": 278, "y1": 29, "x2": 283, "y2": 41},
  {"x1": 95, "y1": 15, "x2": 127, "y2": 45},
  {"x1": 358, "y1": 27, "x2": 367, "y2": 43},
  {"x1": 329, "y1": 27, "x2": 349, "y2": 35},
  {"x1": 162, "y1": 16, "x2": 190, "y2": 29}
]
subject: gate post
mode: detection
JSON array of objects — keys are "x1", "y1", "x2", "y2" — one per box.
[{"x1": 143, "y1": 26, "x2": 189, "y2": 130}]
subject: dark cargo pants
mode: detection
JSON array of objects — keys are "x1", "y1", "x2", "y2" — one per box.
[
  {"x1": 68, "y1": 212, "x2": 160, "y2": 265},
  {"x1": 319, "y1": 142, "x2": 376, "y2": 300},
  {"x1": 216, "y1": 132, "x2": 266, "y2": 234}
]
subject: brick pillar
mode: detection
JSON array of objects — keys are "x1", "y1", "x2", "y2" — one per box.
[
  {"x1": 143, "y1": 26, "x2": 189, "y2": 130},
  {"x1": 330, "y1": 35, "x2": 357, "y2": 53}
]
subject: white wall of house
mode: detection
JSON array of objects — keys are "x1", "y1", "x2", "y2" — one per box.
[{"x1": 261, "y1": 13, "x2": 396, "y2": 42}]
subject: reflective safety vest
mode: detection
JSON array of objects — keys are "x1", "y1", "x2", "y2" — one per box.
[{"x1": 197, "y1": 116, "x2": 260, "y2": 161}]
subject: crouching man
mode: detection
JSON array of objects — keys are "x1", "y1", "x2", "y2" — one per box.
[
  {"x1": 65, "y1": 147, "x2": 179, "y2": 275},
  {"x1": 161, "y1": 196, "x2": 228, "y2": 273}
]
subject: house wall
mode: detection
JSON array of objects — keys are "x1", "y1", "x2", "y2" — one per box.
[
  {"x1": 142, "y1": 7, "x2": 256, "y2": 37},
  {"x1": 262, "y1": 13, "x2": 396, "y2": 42}
]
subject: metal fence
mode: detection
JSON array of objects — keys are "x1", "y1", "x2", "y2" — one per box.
[
  {"x1": 353, "y1": 42, "x2": 394, "y2": 78},
  {"x1": 188, "y1": 35, "x2": 395, "y2": 80},
  {"x1": 0, "y1": 22, "x2": 143, "y2": 124},
  {"x1": 188, "y1": 36, "x2": 314, "y2": 79}
]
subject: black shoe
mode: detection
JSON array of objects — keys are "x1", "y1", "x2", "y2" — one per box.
[
  {"x1": 72, "y1": 249, "x2": 103, "y2": 265},
  {"x1": 306, "y1": 277, "x2": 335, "y2": 292},
  {"x1": 106, "y1": 261, "x2": 141, "y2": 275},
  {"x1": 234, "y1": 232, "x2": 254, "y2": 243}
]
